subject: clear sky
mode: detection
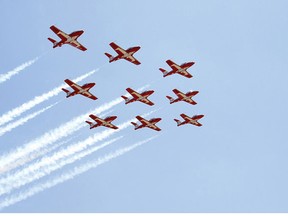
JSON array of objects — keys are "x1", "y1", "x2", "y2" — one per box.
[{"x1": 0, "y1": 0, "x2": 288, "y2": 213}]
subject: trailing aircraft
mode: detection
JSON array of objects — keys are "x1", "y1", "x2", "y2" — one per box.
[
  {"x1": 62, "y1": 79, "x2": 97, "y2": 100},
  {"x1": 105, "y1": 42, "x2": 141, "y2": 65},
  {"x1": 48, "y1": 25, "x2": 87, "y2": 51},
  {"x1": 121, "y1": 88, "x2": 154, "y2": 106},
  {"x1": 174, "y1": 114, "x2": 204, "y2": 127},
  {"x1": 166, "y1": 89, "x2": 199, "y2": 105},
  {"x1": 159, "y1": 59, "x2": 195, "y2": 78},
  {"x1": 86, "y1": 115, "x2": 118, "y2": 129},
  {"x1": 131, "y1": 116, "x2": 162, "y2": 131}
]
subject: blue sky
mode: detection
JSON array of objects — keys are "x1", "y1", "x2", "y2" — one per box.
[{"x1": 0, "y1": 0, "x2": 288, "y2": 213}]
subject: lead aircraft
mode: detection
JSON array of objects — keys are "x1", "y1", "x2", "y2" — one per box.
[
  {"x1": 62, "y1": 79, "x2": 97, "y2": 100},
  {"x1": 48, "y1": 25, "x2": 87, "y2": 51},
  {"x1": 166, "y1": 89, "x2": 199, "y2": 105},
  {"x1": 159, "y1": 60, "x2": 195, "y2": 78},
  {"x1": 105, "y1": 42, "x2": 141, "y2": 65},
  {"x1": 174, "y1": 114, "x2": 204, "y2": 127},
  {"x1": 131, "y1": 116, "x2": 162, "y2": 131},
  {"x1": 86, "y1": 115, "x2": 118, "y2": 130},
  {"x1": 121, "y1": 88, "x2": 155, "y2": 106}
]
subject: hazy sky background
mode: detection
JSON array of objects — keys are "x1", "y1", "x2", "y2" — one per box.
[{"x1": 0, "y1": 0, "x2": 288, "y2": 213}]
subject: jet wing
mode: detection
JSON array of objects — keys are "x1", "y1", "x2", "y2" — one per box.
[
  {"x1": 124, "y1": 56, "x2": 141, "y2": 65},
  {"x1": 141, "y1": 90, "x2": 154, "y2": 97},
  {"x1": 136, "y1": 115, "x2": 146, "y2": 123},
  {"x1": 166, "y1": 59, "x2": 181, "y2": 71},
  {"x1": 147, "y1": 124, "x2": 161, "y2": 131},
  {"x1": 181, "y1": 62, "x2": 195, "y2": 68},
  {"x1": 150, "y1": 118, "x2": 162, "y2": 124},
  {"x1": 64, "y1": 79, "x2": 82, "y2": 92},
  {"x1": 192, "y1": 114, "x2": 204, "y2": 120},
  {"x1": 69, "y1": 40, "x2": 87, "y2": 51},
  {"x1": 180, "y1": 113, "x2": 190, "y2": 120},
  {"x1": 50, "y1": 25, "x2": 69, "y2": 41},
  {"x1": 178, "y1": 70, "x2": 193, "y2": 78},
  {"x1": 140, "y1": 98, "x2": 154, "y2": 106},
  {"x1": 126, "y1": 88, "x2": 139, "y2": 97},
  {"x1": 104, "y1": 116, "x2": 117, "y2": 123},
  {"x1": 173, "y1": 89, "x2": 185, "y2": 97},
  {"x1": 80, "y1": 92, "x2": 97, "y2": 100},
  {"x1": 192, "y1": 122, "x2": 202, "y2": 127},
  {"x1": 110, "y1": 42, "x2": 126, "y2": 55},
  {"x1": 89, "y1": 114, "x2": 102, "y2": 123},
  {"x1": 186, "y1": 90, "x2": 199, "y2": 97}
]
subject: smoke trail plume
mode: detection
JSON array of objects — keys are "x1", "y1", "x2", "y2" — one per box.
[
  {"x1": 0, "y1": 57, "x2": 39, "y2": 84},
  {"x1": 0, "y1": 85, "x2": 149, "y2": 174},
  {"x1": 0, "y1": 103, "x2": 58, "y2": 137},
  {"x1": 0, "y1": 69, "x2": 97, "y2": 127},
  {"x1": 0, "y1": 136, "x2": 157, "y2": 210}
]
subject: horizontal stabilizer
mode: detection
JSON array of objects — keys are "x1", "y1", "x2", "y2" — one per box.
[
  {"x1": 48, "y1": 37, "x2": 56, "y2": 44},
  {"x1": 61, "y1": 88, "x2": 70, "y2": 97},
  {"x1": 121, "y1": 95, "x2": 129, "y2": 103},
  {"x1": 166, "y1": 96, "x2": 174, "y2": 103},
  {"x1": 48, "y1": 37, "x2": 57, "y2": 47},
  {"x1": 159, "y1": 68, "x2": 168, "y2": 76},
  {"x1": 85, "y1": 121, "x2": 94, "y2": 129},
  {"x1": 104, "y1": 53, "x2": 113, "y2": 61},
  {"x1": 174, "y1": 119, "x2": 181, "y2": 126},
  {"x1": 131, "y1": 122, "x2": 138, "y2": 129}
]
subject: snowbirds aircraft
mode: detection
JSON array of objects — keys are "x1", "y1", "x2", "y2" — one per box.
[
  {"x1": 62, "y1": 79, "x2": 97, "y2": 100},
  {"x1": 159, "y1": 60, "x2": 195, "y2": 78},
  {"x1": 105, "y1": 42, "x2": 141, "y2": 65},
  {"x1": 48, "y1": 25, "x2": 87, "y2": 51},
  {"x1": 166, "y1": 89, "x2": 199, "y2": 105},
  {"x1": 131, "y1": 116, "x2": 162, "y2": 131},
  {"x1": 121, "y1": 88, "x2": 155, "y2": 106},
  {"x1": 86, "y1": 114, "x2": 118, "y2": 130},
  {"x1": 174, "y1": 114, "x2": 204, "y2": 127}
]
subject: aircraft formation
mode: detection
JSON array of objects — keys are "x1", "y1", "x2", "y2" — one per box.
[{"x1": 48, "y1": 25, "x2": 205, "y2": 131}]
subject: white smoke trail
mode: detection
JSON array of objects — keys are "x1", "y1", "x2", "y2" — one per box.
[
  {"x1": 0, "y1": 136, "x2": 123, "y2": 196},
  {"x1": 0, "y1": 57, "x2": 39, "y2": 84},
  {"x1": 0, "y1": 85, "x2": 149, "y2": 174},
  {"x1": 0, "y1": 102, "x2": 58, "y2": 137},
  {"x1": 0, "y1": 136, "x2": 157, "y2": 210},
  {"x1": 0, "y1": 69, "x2": 97, "y2": 127},
  {"x1": 0, "y1": 110, "x2": 156, "y2": 196},
  {"x1": 0, "y1": 135, "x2": 78, "y2": 175},
  {"x1": 0, "y1": 109, "x2": 114, "y2": 174}
]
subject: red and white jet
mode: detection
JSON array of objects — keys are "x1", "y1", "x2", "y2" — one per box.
[
  {"x1": 159, "y1": 60, "x2": 195, "y2": 78},
  {"x1": 121, "y1": 88, "x2": 155, "y2": 106},
  {"x1": 48, "y1": 25, "x2": 87, "y2": 51},
  {"x1": 62, "y1": 79, "x2": 97, "y2": 100},
  {"x1": 174, "y1": 114, "x2": 204, "y2": 127},
  {"x1": 105, "y1": 42, "x2": 141, "y2": 65},
  {"x1": 86, "y1": 114, "x2": 118, "y2": 130},
  {"x1": 166, "y1": 89, "x2": 199, "y2": 105},
  {"x1": 131, "y1": 116, "x2": 162, "y2": 131}
]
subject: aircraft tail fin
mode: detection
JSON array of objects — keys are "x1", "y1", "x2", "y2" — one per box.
[
  {"x1": 166, "y1": 96, "x2": 174, "y2": 104},
  {"x1": 121, "y1": 95, "x2": 130, "y2": 104},
  {"x1": 174, "y1": 119, "x2": 182, "y2": 126},
  {"x1": 85, "y1": 121, "x2": 94, "y2": 129},
  {"x1": 131, "y1": 122, "x2": 139, "y2": 129},
  {"x1": 48, "y1": 37, "x2": 57, "y2": 47},
  {"x1": 159, "y1": 68, "x2": 168, "y2": 76},
  {"x1": 104, "y1": 53, "x2": 114, "y2": 62},
  {"x1": 61, "y1": 88, "x2": 71, "y2": 97}
]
